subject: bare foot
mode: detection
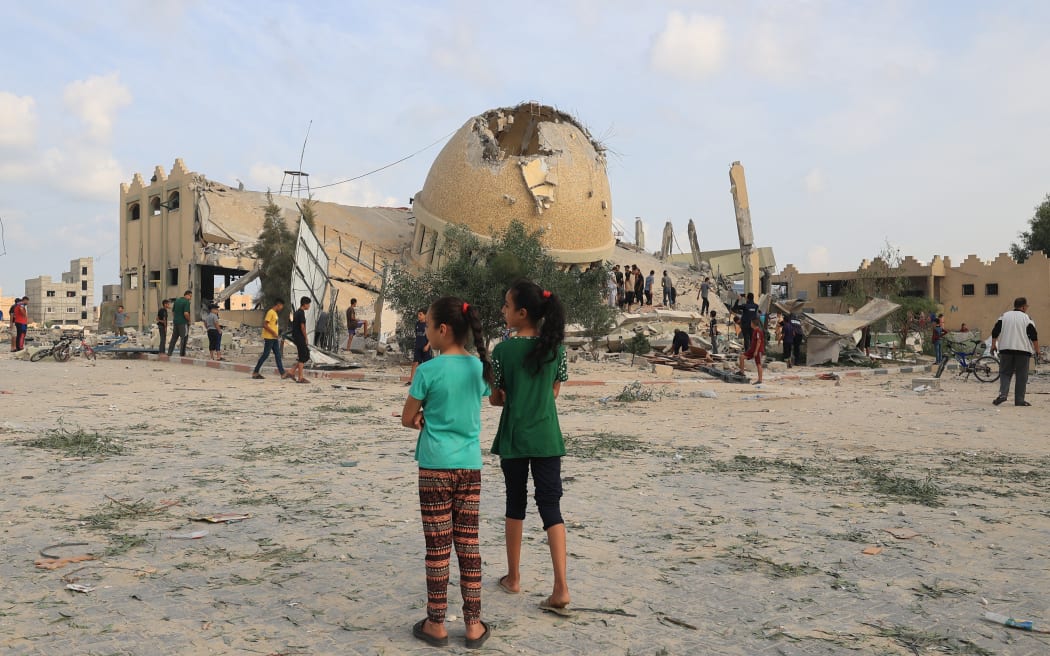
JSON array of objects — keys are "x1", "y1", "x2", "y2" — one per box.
[
  {"x1": 498, "y1": 574, "x2": 520, "y2": 593},
  {"x1": 544, "y1": 593, "x2": 571, "y2": 608},
  {"x1": 422, "y1": 619, "x2": 447, "y2": 640}
]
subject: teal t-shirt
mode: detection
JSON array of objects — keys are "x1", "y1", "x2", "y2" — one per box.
[
  {"x1": 490, "y1": 337, "x2": 569, "y2": 459},
  {"x1": 408, "y1": 355, "x2": 491, "y2": 470}
]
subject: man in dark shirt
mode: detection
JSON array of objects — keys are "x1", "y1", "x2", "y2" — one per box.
[
  {"x1": 708, "y1": 311, "x2": 719, "y2": 355},
  {"x1": 291, "y1": 296, "x2": 311, "y2": 383},
  {"x1": 156, "y1": 299, "x2": 170, "y2": 351},
  {"x1": 739, "y1": 293, "x2": 760, "y2": 351},
  {"x1": 671, "y1": 329, "x2": 691, "y2": 355}
]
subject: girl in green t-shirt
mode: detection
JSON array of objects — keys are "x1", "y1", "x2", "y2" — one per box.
[
  {"x1": 490, "y1": 280, "x2": 571, "y2": 612},
  {"x1": 401, "y1": 296, "x2": 493, "y2": 649}
]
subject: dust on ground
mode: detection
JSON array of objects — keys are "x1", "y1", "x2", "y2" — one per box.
[{"x1": 1, "y1": 353, "x2": 1048, "y2": 655}]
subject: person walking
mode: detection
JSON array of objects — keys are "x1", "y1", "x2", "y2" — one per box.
[
  {"x1": 156, "y1": 299, "x2": 170, "y2": 351},
  {"x1": 252, "y1": 299, "x2": 288, "y2": 380},
  {"x1": 991, "y1": 297, "x2": 1039, "y2": 407},
  {"x1": 290, "y1": 296, "x2": 311, "y2": 383},
  {"x1": 167, "y1": 290, "x2": 192, "y2": 357},
  {"x1": 698, "y1": 278, "x2": 711, "y2": 315},
  {"x1": 489, "y1": 280, "x2": 571, "y2": 613},
  {"x1": 401, "y1": 296, "x2": 492, "y2": 649}
]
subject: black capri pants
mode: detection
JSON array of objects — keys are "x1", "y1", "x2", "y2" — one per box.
[{"x1": 501, "y1": 456, "x2": 564, "y2": 530}]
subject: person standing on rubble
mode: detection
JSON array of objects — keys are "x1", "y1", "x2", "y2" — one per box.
[
  {"x1": 345, "y1": 298, "x2": 368, "y2": 350},
  {"x1": 612, "y1": 265, "x2": 624, "y2": 310},
  {"x1": 114, "y1": 306, "x2": 128, "y2": 337},
  {"x1": 661, "y1": 270, "x2": 676, "y2": 308},
  {"x1": 156, "y1": 299, "x2": 170, "y2": 351},
  {"x1": 623, "y1": 265, "x2": 636, "y2": 310},
  {"x1": 606, "y1": 268, "x2": 618, "y2": 309},
  {"x1": 698, "y1": 278, "x2": 711, "y2": 315},
  {"x1": 644, "y1": 270, "x2": 655, "y2": 306},
  {"x1": 708, "y1": 311, "x2": 719, "y2": 355},
  {"x1": 252, "y1": 299, "x2": 288, "y2": 380},
  {"x1": 490, "y1": 280, "x2": 571, "y2": 614},
  {"x1": 167, "y1": 290, "x2": 192, "y2": 357},
  {"x1": 632, "y1": 265, "x2": 644, "y2": 311}
]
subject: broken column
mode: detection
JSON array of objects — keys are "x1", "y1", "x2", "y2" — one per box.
[{"x1": 729, "y1": 161, "x2": 761, "y2": 295}]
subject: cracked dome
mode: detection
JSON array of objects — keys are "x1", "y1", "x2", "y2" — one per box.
[{"x1": 411, "y1": 103, "x2": 614, "y2": 266}]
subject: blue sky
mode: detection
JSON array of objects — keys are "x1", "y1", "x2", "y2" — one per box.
[{"x1": 2, "y1": 0, "x2": 1049, "y2": 300}]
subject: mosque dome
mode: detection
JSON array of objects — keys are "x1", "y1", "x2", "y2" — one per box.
[{"x1": 411, "y1": 102, "x2": 614, "y2": 266}]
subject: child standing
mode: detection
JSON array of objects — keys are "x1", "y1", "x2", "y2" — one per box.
[
  {"x1": 401, "y1": 297, "x2": 492, "y2": 649},
  {"x1": 410, "y1": 308, "x2": 432, "y2": 383},
  {"x1": 738, "y1": 317, "x2": 766, "y2": 384},
  {"x1": 489, "y1": 280, "x2": 571, "y2": 611},
  {"x1": 203, "y1": 303, "x2": 223, "y2": 361}
]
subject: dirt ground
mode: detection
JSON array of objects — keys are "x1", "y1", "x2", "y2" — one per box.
[{"x1": 1, "y1": 349, "x2": 1048, "y2": 656}]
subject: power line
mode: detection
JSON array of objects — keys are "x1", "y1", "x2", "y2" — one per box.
[{"x1": 306, "y1": 129, "x2": 457, "y2": 191}]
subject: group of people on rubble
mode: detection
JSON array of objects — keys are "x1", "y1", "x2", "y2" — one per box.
[{"x1": 608, "y1": 264, "x2": 678, "y2": 310}]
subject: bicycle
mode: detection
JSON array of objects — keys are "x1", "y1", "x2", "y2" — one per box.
[
  {"x1": 72, "y1": 339, "x2": 97, "y2": 360},
  {"x1": 30, "y1": 337, "x2": 74, "y2": 363},
  {"x1": 934, "y1": 339, "x2": 999, "y2": 382}
]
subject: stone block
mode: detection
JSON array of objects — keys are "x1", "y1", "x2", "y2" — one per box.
[{"x1": 350, "y1": 335, "x2": 367, "y2": 354}]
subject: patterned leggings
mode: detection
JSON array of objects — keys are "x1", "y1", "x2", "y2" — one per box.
[{"x1": 419, "y1": 468, "x2": 482, "y2": 625}]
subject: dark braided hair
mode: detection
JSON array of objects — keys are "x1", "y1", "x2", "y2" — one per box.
[
  {"x1": 428, "y1": 296, "x2": 494, "y2": 386},
  {"x1": 507, "y1": 279, "x2": 566, "y2": 375}
]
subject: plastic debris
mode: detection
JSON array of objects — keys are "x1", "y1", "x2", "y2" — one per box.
[
  {"x1": 169, "y1": 530, "x2": 209, "y2": 540},
  {"x1": 983, "y1": 611, "x2": 1050, "y2": 634},
  {"x1": 191, "y1": 513, "x2": 251, "y2": 523},
  {"x1": 65, "y1": 584, "x2": 95, "y2": 593}
]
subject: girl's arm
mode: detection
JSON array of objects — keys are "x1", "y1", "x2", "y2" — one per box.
[
  {"x1": 401, "y1": 396, "x2": 424, "y2": 429},
  {"x1": 552, "y1": 381, "x2": 561, "y2": 398},
  {"x1": 489, "y1": 388, "x2": 506, "y2": 406}
]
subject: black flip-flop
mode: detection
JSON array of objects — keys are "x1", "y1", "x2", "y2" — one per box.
[
  {"x1": 465, "y1": 621, "x2": 491, "y2": 649},
  {"x1": 412, "y1": 619, "x2": 448, "y2": 647},
  {"x1": 993, "y1": 396, "x2": 1007, "y2": 406},
  {"x1": 1016, "y1": 401, "x2": 1032, "y2": 406}
]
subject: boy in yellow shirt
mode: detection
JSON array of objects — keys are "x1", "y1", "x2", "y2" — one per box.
[{"x1": 252, "y1": 299, "x2": 289, "y2": 379}]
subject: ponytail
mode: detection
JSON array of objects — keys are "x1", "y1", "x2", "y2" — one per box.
[
  {"x1": 427, "y1": 296, "x2": 493, "y2": 386},
  {"x1": 508, "y1": 279, "x2": 565, "y2": 375}
]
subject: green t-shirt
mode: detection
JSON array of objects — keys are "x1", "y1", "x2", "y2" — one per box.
[
  {"x1": 490, "y1": 337, "x2": 569, "y2": 459},
  {"x1": 172, "y1": 297, "x2": 191, "y2": 326},
  {"x1": 408, "y1": 355, "x2": 491, "y2": 470}
]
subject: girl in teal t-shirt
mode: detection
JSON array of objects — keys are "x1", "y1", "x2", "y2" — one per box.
[
  {"x1": 401, "y1": 296, "x2": 492, "y2": 649},
  {"x1": 490, "y1": 280, "x2": 571, "y2": 612}
]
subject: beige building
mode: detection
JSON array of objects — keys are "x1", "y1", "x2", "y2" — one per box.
[
  {"x1": 119, "y1": 159, "x2": 412, "y2": 330},
  {"x1": 773, "y1": 251, "x2": 1050, "y2": 335},
  {"x1": 24, "y1": 257, "x2": 94, "y2": 326},
  {"x1": 411, "y1": 103, "x2": 615, "y2": 269}
]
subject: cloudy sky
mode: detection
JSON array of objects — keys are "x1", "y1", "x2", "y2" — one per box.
[{"x1": 2, "y1": 1, "x2": 1049, "y2": 299}]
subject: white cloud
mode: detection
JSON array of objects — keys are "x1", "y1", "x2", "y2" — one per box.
[
  {"x1": 0, "y1": 92, "x2": 38, "y2": 150},
  {"x1": 39, "y1": 146, "x2": 124, "y2": 202},
  {"x1": 807, "y1": 245, "x2": 831, "y2": 271},
  {"x1": 650, "y1": 12, "x2": 727, "y2": 80},
  {"x1": 244, "y1": 162, "x2": 400, "y2": 207},
  {"x1": 748, "y1": 22, "x2": 802, "y2": 81},
  {"x1": 62, "y1": 73, "x2": 132, "y2": 141},
  {"x1": 804, "y1": 168, "x2": 825, "y2": 194}
]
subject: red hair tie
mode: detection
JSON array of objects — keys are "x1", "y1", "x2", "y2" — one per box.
[
  {"x1": 542, "y1": 290, "x2": 552, "y2": 299},
  {"x1": 462, "y1": 302, "x2": 470, "y2": 314}
]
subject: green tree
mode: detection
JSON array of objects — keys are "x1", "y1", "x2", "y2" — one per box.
[
  {"x1": 386, "y1": 220, "x2": 614, "y2": 348},
  {"x1": 1010, "y1": 194, "x2": 1050, "y2": 263},
  {"x1": 252, "y1": 191, "x2": 296, "y2": 312}
]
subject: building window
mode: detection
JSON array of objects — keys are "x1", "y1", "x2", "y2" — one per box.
[
  {"x1": 81, "y1": 296, "x2": 87, "y2": 306},
  {"x1": 127, "y1": 272, "x2": 139, "y2": 290},
  {"x1": 46, "y1": 290, "x2": 56, "y2": 297},
  {"x1": 81, "y1": 311, "x2": 88, "y2": 320},
  {"x1": 962, "y1": 284, "x2": 975, "y2": 296},
  {"x1": 128, "y1": 203, "x2": 141, "y2": 221},
  {"x1": 167, "y1": 191, "x2": 180, "y2": 211},
  {"x1": 82, "y1": 280, "x2": 88, "y2": 291},
  {"x1": 817, "y1": 280, "x2": 846, "y2": 297},
  {"x1": 82, "y1": 266, "x2": 88, "y2": 275},
  {"x1": 986, "y1": 283, "x2": 999, "y2": 296},
  {"x1": 149, "y1": 270, "x2": 161, "y2": 286},
  {"x1": 150, "y1": 197, "x2": 162, "y2": 216},
  {"x1": 66, "y1": 291, "x2": 76, "y2": 297},
  {"x1": 45, "y1": 307, "x2": 54, "y2": 314},
  {"x1": 168, "y1": 268, "x2": 179, "y2": 286},
  {"x1": 66, "y1": 307, "x2": 76, "y2": 313}
]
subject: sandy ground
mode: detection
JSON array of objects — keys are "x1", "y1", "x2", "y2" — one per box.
[{"x1": 1, "y1": 347, "x2": 1049, "y2": 656}]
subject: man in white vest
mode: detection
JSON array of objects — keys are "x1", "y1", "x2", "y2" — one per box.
[{"x1": 990, "y1": 297, "x2": 1039, "y2": 407}]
